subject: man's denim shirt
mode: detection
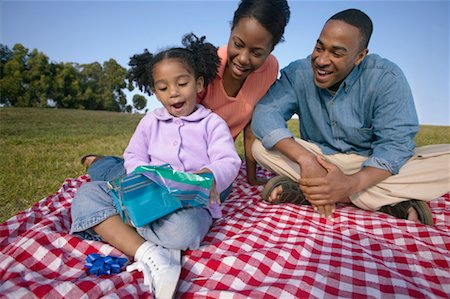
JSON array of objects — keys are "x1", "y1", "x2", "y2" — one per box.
[{"x1": 251, "y1": 54, "x2": 419, "y2": 175}]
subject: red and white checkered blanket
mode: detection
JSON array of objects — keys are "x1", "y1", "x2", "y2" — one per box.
[{"x1": 1, "y1": 165, "x2": 450, "y2": 298}]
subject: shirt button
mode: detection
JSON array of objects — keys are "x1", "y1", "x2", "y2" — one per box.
[{"x1": 173, "y1": 141, "x2": 178, "y2": 146}]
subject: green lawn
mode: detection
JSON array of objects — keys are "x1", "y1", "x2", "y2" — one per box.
[{"x1": 1, "y1": 107, "x2": 449, "y2": 223}]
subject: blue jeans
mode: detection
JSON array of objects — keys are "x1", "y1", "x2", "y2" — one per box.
[
  {"x1": 88, "y1": 156, "x2": 233, "y2": 202},
  {"x1": 88, "y1": 156, "x2": 126, "y2": 182},
  {"x1": 70, "y1": 181, "x2": 213, "y2": 250}
]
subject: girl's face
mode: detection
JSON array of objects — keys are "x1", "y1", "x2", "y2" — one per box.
[
  {"x1": 226, "y1": 17, "x2": 274, "y2": 82},
  {"x1": 152, "y1": 59, "x2": 204, "y2": 117}
]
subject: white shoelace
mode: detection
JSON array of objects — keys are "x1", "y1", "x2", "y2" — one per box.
[{"x1": 126, "y1": 261, "x2": 154, "y2": 290}]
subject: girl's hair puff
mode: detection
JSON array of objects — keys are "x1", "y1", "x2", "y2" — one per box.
[{"x1": 128, "y1": 33, "x2": 220, "y2": 96}]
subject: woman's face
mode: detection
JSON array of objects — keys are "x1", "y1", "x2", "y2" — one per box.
[{"x1": 226, "y1": 17, "x2": 274, "y2": 82}]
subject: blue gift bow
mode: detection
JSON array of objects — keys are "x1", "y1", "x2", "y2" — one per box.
[{"x1": 84, "y1": 253, "x2": 128, "y2": 276}]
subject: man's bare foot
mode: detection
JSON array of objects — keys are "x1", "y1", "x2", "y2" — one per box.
[
  {"x1": 268, "y1": 185, "x2": 283, "y2": 203},
  {"x1": 378, "y1": 200, "x2": 433, "y2": 225},
  {"x1": 261, "y1": 176, "x2": 307, "y2": 205},
  {"x1": 407, "y1": 207, "x2": 420, "y2": 224}
]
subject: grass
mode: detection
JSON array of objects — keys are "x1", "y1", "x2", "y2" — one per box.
[
  {"x1": 1, "y1": 107, "x2": 449, "y2": 223},
  {"x1": 0, "y1": 108, "x2": 141, "y2": 223}
]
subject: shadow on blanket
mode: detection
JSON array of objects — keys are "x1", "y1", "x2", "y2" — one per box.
[{"x1": 1, "y1": 164, "x2": 450, "y2": 298}]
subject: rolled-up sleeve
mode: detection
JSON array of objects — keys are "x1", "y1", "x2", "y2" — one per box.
[
  {"x1": 362, "y1": 68, "x2": 419, "y2": 174},
  {"x1": 252, "y1": 62, "x2": 301, "y2": 149}
]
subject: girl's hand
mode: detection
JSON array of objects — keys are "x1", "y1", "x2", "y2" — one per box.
[
  {"x1": 193, "y1": 168, "x2": 219, "y2": 204},
  {"x1": 193, "y1": 168, "x2": 211, "y2": 175},
  {"x1": 209, "y1": 180, "x2": 220, "y2": 204}
]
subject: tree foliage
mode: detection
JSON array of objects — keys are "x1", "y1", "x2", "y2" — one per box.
[
  {"x1": 0, "y1": 43, "x2": 146, "y2": 112},
  {"x1": 132, "y1": 94, "x2": 147, "y2": 111}
]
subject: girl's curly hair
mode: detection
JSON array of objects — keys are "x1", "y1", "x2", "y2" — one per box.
[{"x1": 127, "y1": 33, "x2": 220, "y2": 96}]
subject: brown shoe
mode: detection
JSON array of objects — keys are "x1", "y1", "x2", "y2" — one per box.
[
  {"x1": 378, "y1": 200, "x2": 434, "y2": 225},
  {"x1": 80, "y1": 154, "x2": 104, "y2": 168},
  {"x1": 261, "y1": 175, "x2": 309, "y2": 205}
]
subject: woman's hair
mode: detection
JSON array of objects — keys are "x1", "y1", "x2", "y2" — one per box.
[
  {"x1": 127, "y1": 33, "x2": 220, "y2": 96},
  {"x1": 231, "y1": 0, "x2": 290, "y2": 48}
]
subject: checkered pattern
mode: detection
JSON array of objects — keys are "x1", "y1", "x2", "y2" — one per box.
[{"x1": 1, "y1": 165, "x2": 449, "y2": 298}]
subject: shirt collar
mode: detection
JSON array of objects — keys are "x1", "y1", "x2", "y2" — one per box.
[
  {"x1": 153, "y1": 104, "x2": 211, "y2": 122},
  {"x1": 341, "y1": 61, "x2": 364, "y2": 92},
  {"x1": 318, "y1": 64, "x2": 362, "y2": 97}
]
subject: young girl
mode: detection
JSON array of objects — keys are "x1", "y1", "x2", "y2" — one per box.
[
  {"x1": 70, "y1": 33, "x2": 241, "y2": 299},
  {"x1": 81, "y1": 0, "x2": 291, "y2": 187}
]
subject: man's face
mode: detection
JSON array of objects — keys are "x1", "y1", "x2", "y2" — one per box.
[{"x1": 311, "y1": 19, "x2": 368, "y2": 91}]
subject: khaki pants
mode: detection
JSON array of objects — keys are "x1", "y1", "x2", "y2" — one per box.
[{"x1": 252, "y1": 139, "x2": 450, "y2": 211}]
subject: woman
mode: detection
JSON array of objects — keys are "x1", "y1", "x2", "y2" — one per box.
[{"x1": 82, "y1": 0, "x2": 290, "y2": 188}]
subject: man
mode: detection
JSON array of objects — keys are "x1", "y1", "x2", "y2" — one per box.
[{"x1": 251, "y1": 8, "x2": 450, "y2": 225}]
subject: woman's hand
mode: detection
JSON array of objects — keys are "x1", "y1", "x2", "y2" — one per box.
[
  {"x1": 247, "y1": 176, "x2": 268, "y2": 186},
  {"x1": 243, "y1": 123, "x2": 267, "y2": 186}
]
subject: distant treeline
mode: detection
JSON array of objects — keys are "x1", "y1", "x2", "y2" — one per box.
[{"x1": 0, "y1": 43, "x2": 147, "y2": 112}]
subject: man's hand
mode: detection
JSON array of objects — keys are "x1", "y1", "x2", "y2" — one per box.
[
  {"x1": 300, "y1": 156, "x2": 352, "y2": 205},
  {"x1": 313, "y1": 203, "x2": 336, "y2": 220},
  {"x1": 296, "y1": 153, "x2": 327, "y2": 177},
  {"x1": 299, "y1": 156, "x2": 352, "y2": 219},
  {"x1": 273, "y1": 138, "x2": 392, "y2": 219},
  {"x1": 273, "y1": 138, "x2": 333, "y2": 216}
]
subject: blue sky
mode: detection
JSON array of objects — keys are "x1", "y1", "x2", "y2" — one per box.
[{"x1": 1, "y1": 0, "x2": 449, "y2": 126}]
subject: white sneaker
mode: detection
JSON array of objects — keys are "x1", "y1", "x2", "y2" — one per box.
[
  {"x1": 128, "y1": 242, "x2": 181, "y2": 299},
  {"x1": 146, "y1": 246, "x2": 181, "y2": 299}
]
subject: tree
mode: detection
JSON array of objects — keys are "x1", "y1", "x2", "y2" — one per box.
[
  {"x1": 51, "y1": 62, "x2": 82, "y2": 108},
  {"x1": 0, "y1": 44, "x2": 13, "y2": 78},
  {"x1": 0, "y1": 44, "x2": 29, "y2": 106},
  {"x1": 80, "y1": 62, "x2": 103, "y2": 110},
  {"x1": 27, "y1": 49, "x2": 52, "y2": 107},
  {"x1": 132, "y1": 94, "x2": 147, "y2": 111},
  {"x1": 101, "y1": 59, "x2": 127, "y2": 112},
  {"x1": 0, "y1": 43, "x2": 129, "y2": 112}
]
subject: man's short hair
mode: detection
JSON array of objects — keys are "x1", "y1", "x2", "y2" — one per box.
[{"x1": 329, "y1": 8, "x2": 373, "y2": 50}]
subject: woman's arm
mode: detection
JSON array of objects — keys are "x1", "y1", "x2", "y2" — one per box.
[{"x1": 244, "y1": 123, "x2": 267, "y2": 185}]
